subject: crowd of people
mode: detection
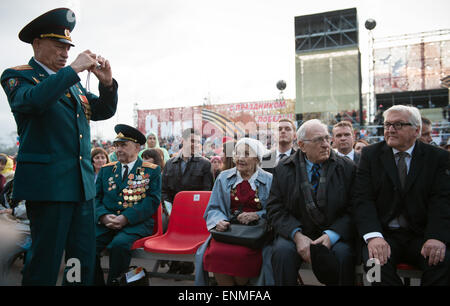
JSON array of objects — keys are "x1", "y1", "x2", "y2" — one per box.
[{"x1": 0, "y1": 8, "x2": 449, "y2": 287}]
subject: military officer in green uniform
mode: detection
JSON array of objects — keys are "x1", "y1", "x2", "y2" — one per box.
[
  {"x1": 95, "y1": 124, "x2": 161, "y2": 285},
  {"x1": 0, "y1": 8, "x2": 118, "y2": 285}
]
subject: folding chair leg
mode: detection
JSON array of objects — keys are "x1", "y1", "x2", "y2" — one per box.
[
  {"x1": 403, "y1": 277, "x2": 411, "y2": 286},
  {"x1": 297, "y1": 271, "x2": 305, "y2": 286},
  {"x1": 152, "y1": 260, "x2": 161, "y2": 273}
]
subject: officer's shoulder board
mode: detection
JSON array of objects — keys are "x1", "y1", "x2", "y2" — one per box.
[
  {"x1": 9, "y1": 65, "x2": 33, "y2": 71},
  {"x1": 2, "y1": 64, "x2": 38, "y2": 90},
  {"x1": 142, "y1": 162, "x2": 158, "y2": 169},
  {"x1": 102, "y1": 161, "x2": 118, "y2": 168}
]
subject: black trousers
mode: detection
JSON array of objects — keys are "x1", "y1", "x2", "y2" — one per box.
[
  {"x1": 95, "y1": 229, "x2": 141, "y2": 285},
  {"x1": 22, "y1": 200, "x2": 96, "y2": 286},
  {"x1": 361, "y1": 229, "x2": 450, "y2": 286},
  {"x1": 271, "y1": 236, "x2": 355, "y2": 285}
]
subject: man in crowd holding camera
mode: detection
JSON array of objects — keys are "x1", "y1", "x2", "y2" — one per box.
[{"x1": 1, "y1": 8, "x2": 118, "y2": 285}]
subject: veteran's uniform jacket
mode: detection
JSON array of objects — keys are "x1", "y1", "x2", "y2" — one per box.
[
  {"x1": 0, "y1": 57, "x2": 118, "y2": 202},
  {"x1": 95, "y1": 158, "x2": 161, "y2": 237}
]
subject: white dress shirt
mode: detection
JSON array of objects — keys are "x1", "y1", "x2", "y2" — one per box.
[
  {"x1": 276, "y1": 149, "x2": 292, "y2": 164},
  {"x1": 121, "y1": 159, "x2": 137, "y2": 178},
  {"x1": 33, "y1": 57, "x2": 56, "y2": 75},
  {"x1": 336, "y1": 149, "x2": 355, "y2": 161}
]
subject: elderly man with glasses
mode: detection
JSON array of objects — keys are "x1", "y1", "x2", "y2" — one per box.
[
  {"x1": 267, "y1": 119, "x2": 357, "y2": 285},
  {"x1": 353, "y1": 105, "x2": 450, "y2": 286}
]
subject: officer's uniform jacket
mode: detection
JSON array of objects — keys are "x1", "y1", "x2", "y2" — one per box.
[
  {"x1": 1, "y1": 58, "x2": 118, "y2": 202},
  {"x1": 95, "y1": 158, "x2": 161, "y2": 237}
]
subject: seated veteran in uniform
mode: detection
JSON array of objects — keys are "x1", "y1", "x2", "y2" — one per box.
[
  {"x1": 91, "y1": 147, "x2": 110, "y2": 183},
  {"x1": 195, "y1": 137, "x2": 274, "y2": 286},
  {"x1": 94, "y1": 124, "x2": 161, "y2": 285},
  {"x1": 267, "y1": 119, "x2": 356, "y2": 286}
]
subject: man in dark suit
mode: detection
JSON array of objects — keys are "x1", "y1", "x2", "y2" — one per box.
[
  {"x1": 353, "y1": 105, "x2": 450, "y2": 285},
  {"x1": 262, "y1": 118, "x2": 297, "y2": 173},
  {"x1": 0, "y1": 8, "x2": 118, "y2": 285},
  {"x1": 267, "y1": 119, "x2": 356, "y2": 285},
  {"x1": 332, "y1": 121, "x2": 360, "y2": 164},
  {"x1": 95, "y1": 125, "x2": 161, "y2": 285}
]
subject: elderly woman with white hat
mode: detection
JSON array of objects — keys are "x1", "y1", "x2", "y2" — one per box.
[{"x1": 194, "y1": 137, "x2": 274, "y2": 286}]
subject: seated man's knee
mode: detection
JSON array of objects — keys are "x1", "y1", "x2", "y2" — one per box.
[
  {"x1": 332, "y1": 241, "x2": 354, "y2": 260},
  {"x1": 272, "y1": 236, "x2": 297, "y2": 261},
  {"x1": 106, "y1": 237, "x2": 131, "y2": 253}
]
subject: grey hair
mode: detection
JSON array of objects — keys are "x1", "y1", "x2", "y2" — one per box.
[
  {"x1": 383, "y1": 105, "x2": 422, "y2": 138},
  {"x1": 296, "y1": 119, "x2": 329, "y2": 141}
]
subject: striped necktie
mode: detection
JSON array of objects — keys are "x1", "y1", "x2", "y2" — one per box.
[
  {"x1": 310, "y1": 163, "x2": 321, "y2": 194},
  {"x1": 396, "y1": 152, "x2": 408, "y2": 189}
]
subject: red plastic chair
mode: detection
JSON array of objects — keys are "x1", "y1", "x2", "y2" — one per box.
[
  {"x1": 131, "y1": 203, "x2": 164, "y2": 250},
  {"x1": 396, "y1": 263, "x2": 422, "y2": 286},
  {"x1": 143, "y1": 191, "x2": 211, "y2": 255},
  {"x1": 134, "y1": 191, "x2": 211, "y2": 279}
]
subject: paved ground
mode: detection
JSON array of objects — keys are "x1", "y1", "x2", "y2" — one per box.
[
  {"x1": 3, "y1": 254, "x2": 324, "y2": 286},
  {"x1": 4, "y1": 255, "x2": 196, "y2": 286}
]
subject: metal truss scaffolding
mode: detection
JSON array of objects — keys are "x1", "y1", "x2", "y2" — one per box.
[{"x1": 295, "y1": 8, "x2": 358, "y2": 53}]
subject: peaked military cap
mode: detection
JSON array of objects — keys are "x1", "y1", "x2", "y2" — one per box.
[
  {"x1": 114, "y1": 124, "x2": 146, "y2": 145},
  {"x1": 19, "y1": 8, "x2": 76, "y2": 46}
]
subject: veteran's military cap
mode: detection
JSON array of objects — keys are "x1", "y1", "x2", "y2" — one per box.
[
  {"x1": 114, "y1": 124, "x2": 146, "y2": 145},
  {"x1": 19, "y1": 8, "x2": 76, "y2": 46}
]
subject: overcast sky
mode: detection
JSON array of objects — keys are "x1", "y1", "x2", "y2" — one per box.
[{"x1": 1, "y1": 0, "x2": 449, "y2": 145}]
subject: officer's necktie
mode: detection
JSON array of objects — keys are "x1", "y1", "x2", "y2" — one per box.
[
  {"x1": 122, "y1": 165, "x2": 129, "y2": 182},
  {"x1": 278, "y1": 153, "x2": 286, "y2": 163},
  {"x1": 396, "y1": 152, "x2": 408, "y2": 189},
  {"x1": 310, "y1": 163, "x2": 321, "y2": 194}
]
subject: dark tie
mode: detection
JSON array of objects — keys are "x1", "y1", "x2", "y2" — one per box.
[
  {"x1": 278, "y1": 153, "x2": 286, "y2": 162},
  {"x1": 310, "y1": 163, "x2": 321, "y2": 194},
  {"x1": 122, "y1": 165, "x2": 129, "y2": 182},
  {"x1": 396, "y1": 152, "x2": 408, "y2": 189}
]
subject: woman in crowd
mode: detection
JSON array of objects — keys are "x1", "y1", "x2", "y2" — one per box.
[
  {"x1": 141, "y1": 148, "x2": 165, "y2": 171},
  {"x1": 210, "y1": 155, "x2": 223, "y2": 181},
  {"x1": 195, "y1": 137, "x2": 274, "y2": 286},
  {"x1": 354, "y1": 139, "x2": 369, "y2": 154},
  {"x1": 139, "y1": 131, "x2": 170, "y2": 162},
  {"x1": 221, "y1": 140, "x2": 236, "y2": 171},
  {"x1": 91, "y1": 147, "x2": 110, "y2": 183}
]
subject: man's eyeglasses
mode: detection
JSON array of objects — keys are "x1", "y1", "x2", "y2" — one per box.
[
  {"x1": 303, "y1": 135, "x2": 331, "y2": 144},
  {"x1": 383, "y1": 122, "x2": 413, "y2": 130}
]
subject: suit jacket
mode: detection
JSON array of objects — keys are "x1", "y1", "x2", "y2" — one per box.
[
  {"x1": 266, "y1": 150, "x2": 356, "y2": 242},
  {"x1": 353, "y1": 140, "x2": 450, "y2": 243},
  {"x1": 95, "y1": 158, "x2": 161, "y2": 237},
  {"x1": 161, "y1": 154, "x2": 213, "y2": 203},
  {"x1": 261, "y1": 148, "x2": 296, "y2": 174},
  {"x1": 1, "y1": 58, "x2": 118, "y2": 202},
  {"x1": 353, "y1": 152, "x2": 361, "y2": 164}
]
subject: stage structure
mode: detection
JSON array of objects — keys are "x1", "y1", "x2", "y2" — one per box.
[
  {"x1": 373, "y1": 29, "x2": 450, "y2": 119},
  {"x1": 294, "y1": 8, "x2": 363, "y2": 125}
]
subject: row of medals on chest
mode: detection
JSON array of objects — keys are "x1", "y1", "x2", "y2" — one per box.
[
  {"x1": 231, "y1": 185, "x2": 262, "y2": 210},
  {"x1": 107, "y1": 169, "x2": 150, "y2": 208}
]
